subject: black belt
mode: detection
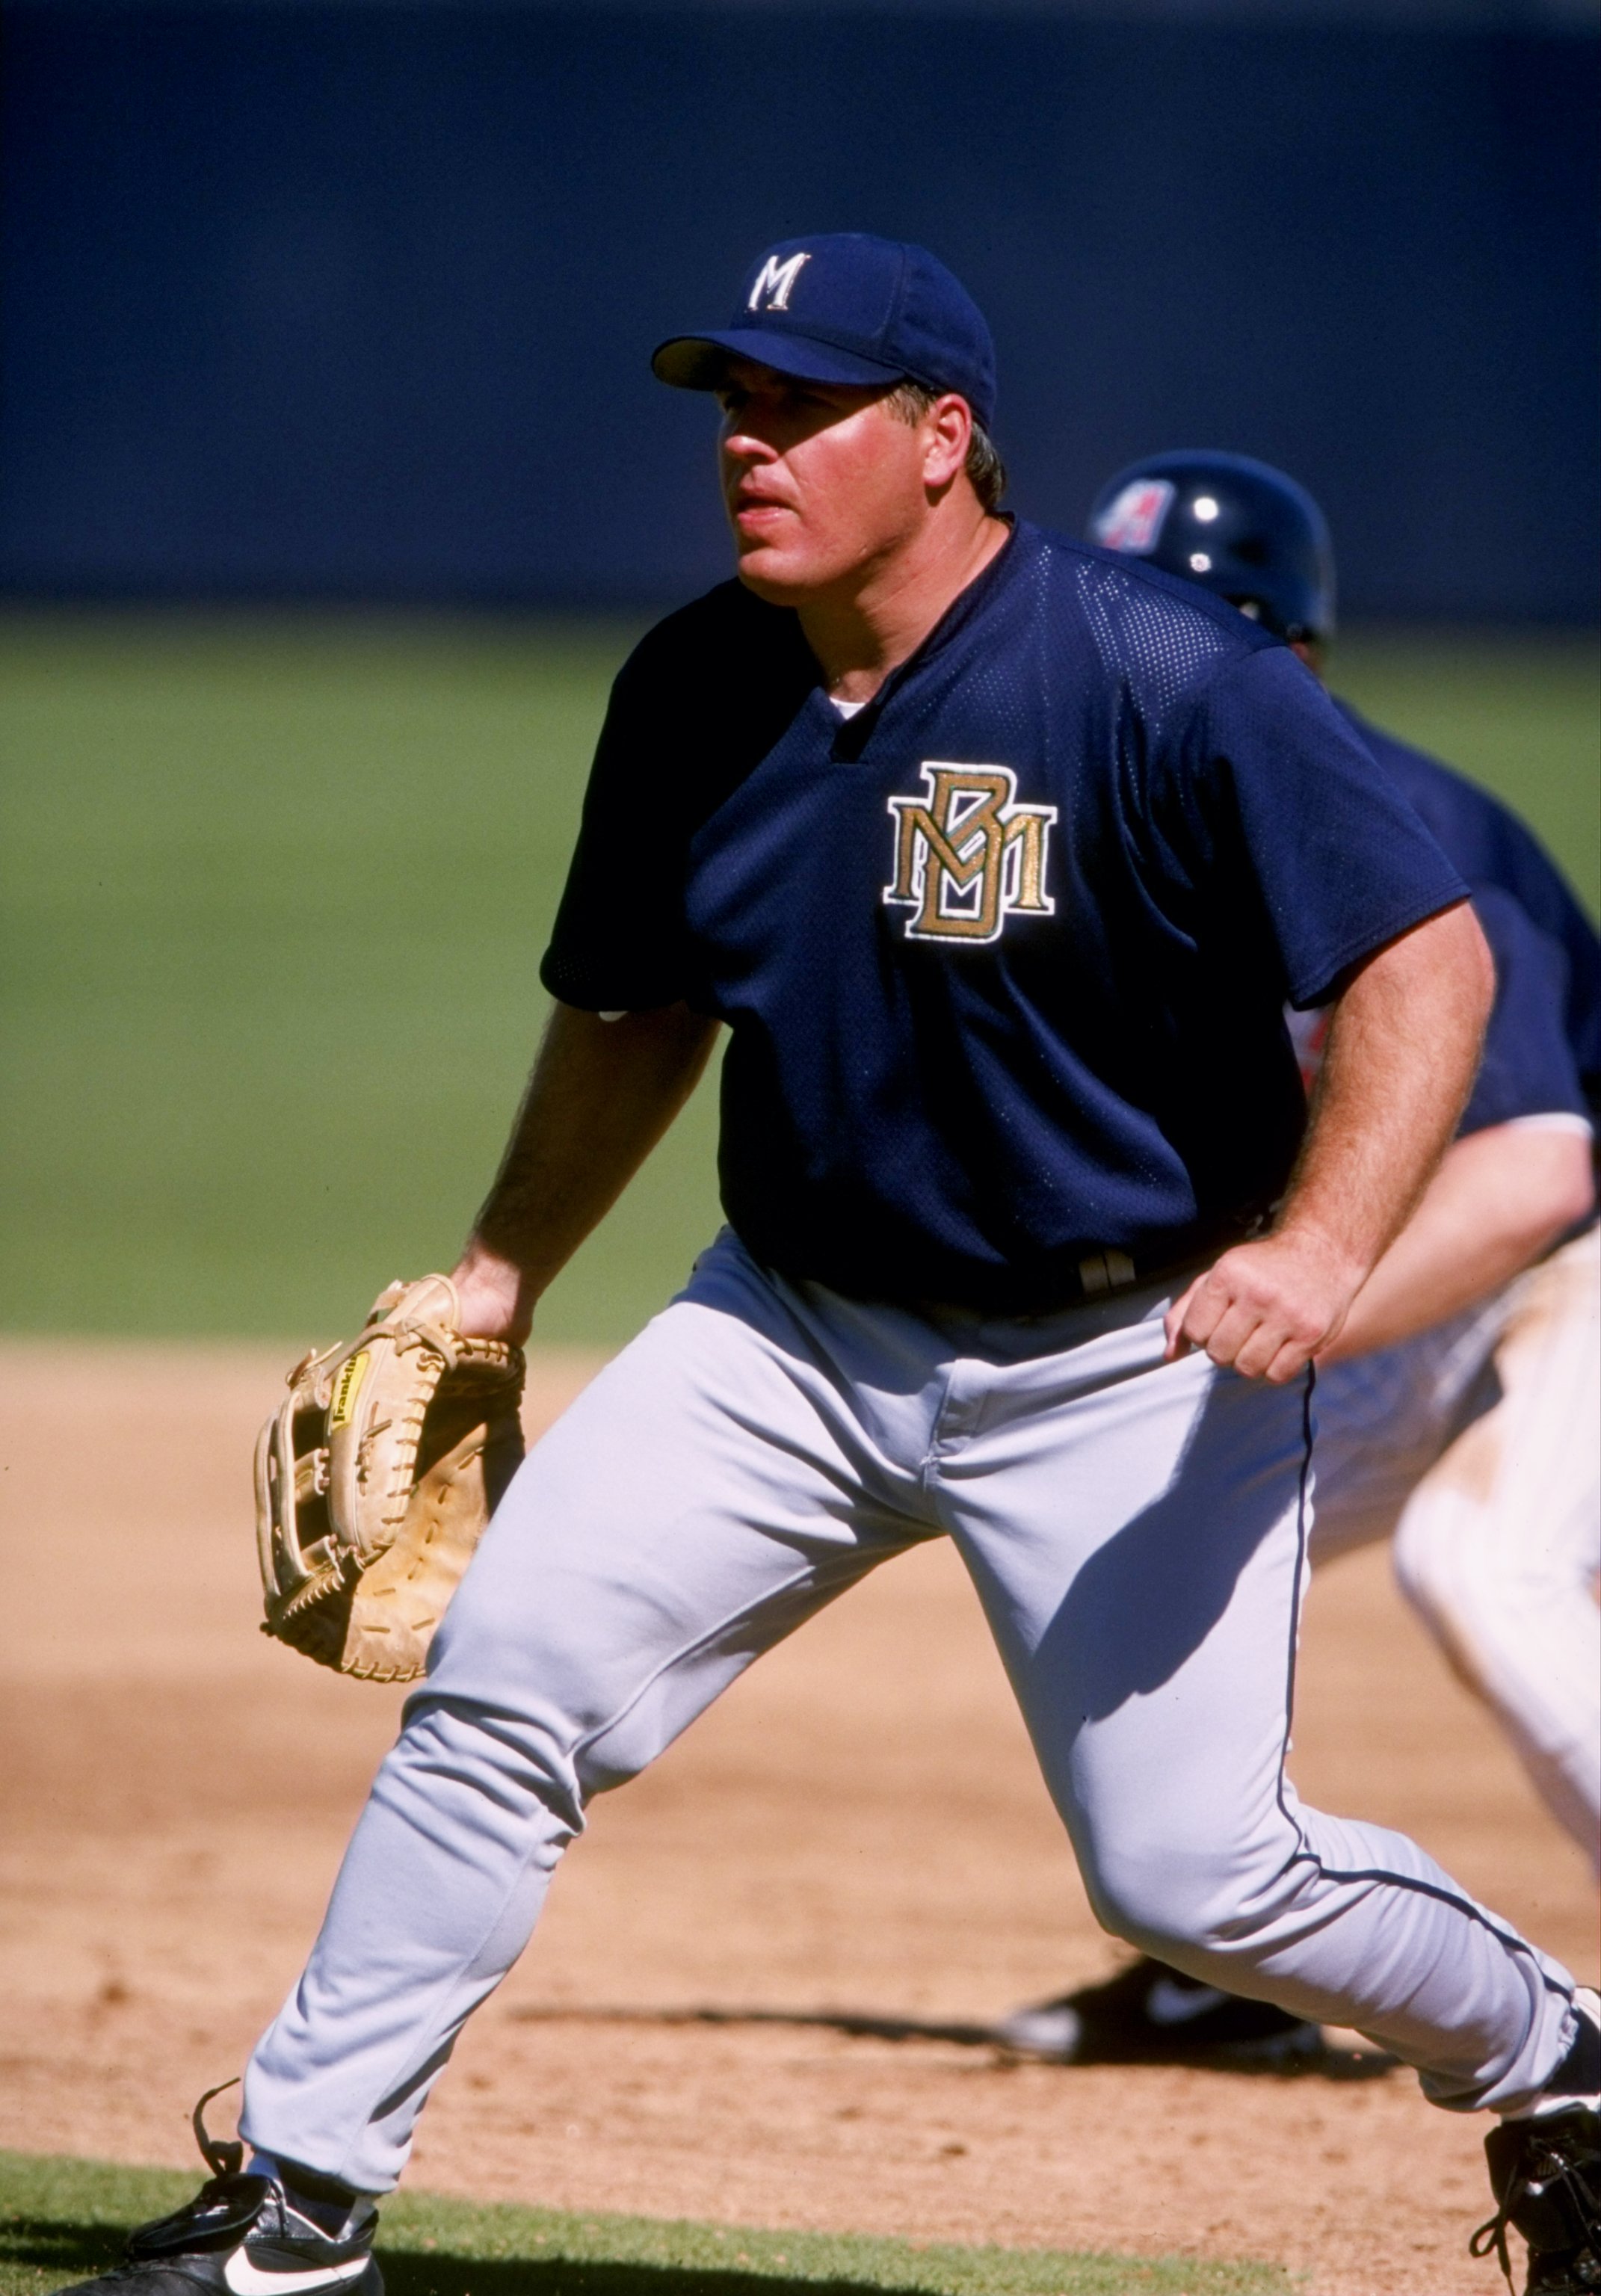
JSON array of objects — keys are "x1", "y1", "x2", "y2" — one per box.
[{"x1": 908, "y1": 1244, "x2": 1218, "y2": 1325}]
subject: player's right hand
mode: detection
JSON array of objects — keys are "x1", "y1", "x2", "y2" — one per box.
[
  {"x1": 1163, "y1": 1226, "x2": 1366, "y2": 1384},
  {"x1": 448, "y1": 1242, "x2": 536, "y2": 1344}
]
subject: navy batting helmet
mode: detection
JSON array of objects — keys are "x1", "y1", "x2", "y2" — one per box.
[{"x1": 1086, "y1": 451, "x2": 1336, "y2": 644}]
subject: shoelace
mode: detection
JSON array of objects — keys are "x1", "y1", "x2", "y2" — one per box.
[
  {"x1": 193, "y1": 2081, "x2": 246, "y2": 2181},
  {"x1": 1468, "y1": 2198, "x2": 1516, "y2": 2292}
]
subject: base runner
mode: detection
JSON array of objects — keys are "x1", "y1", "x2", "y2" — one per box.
[
  {"x1": 60, "y1": 242, "x2": 1600, "y2": 2296},
  {"x1": 997, "y1": 461, "x2": 1601, "y2": 2161}
]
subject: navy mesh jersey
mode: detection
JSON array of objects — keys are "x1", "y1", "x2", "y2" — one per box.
[
  {"x1": 1333, "y1": 703, "x2": 1600, "y2": 1135},
  {"x1": 543, "y1": 522, "x2": 1467, "y2": 1311}
]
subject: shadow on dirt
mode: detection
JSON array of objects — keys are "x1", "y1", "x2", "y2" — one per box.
[{"x1": 505, "y1": 2001, "x2": 1398, "y2": 2080}]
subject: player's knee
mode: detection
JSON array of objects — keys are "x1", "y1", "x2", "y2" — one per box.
[
  {"x1": 393, "y1": 1689, "x2": 587, "y2": 1839},
  {"x1": 1082, "y1": 1829, "x2": 1276, "y2": 1968}
]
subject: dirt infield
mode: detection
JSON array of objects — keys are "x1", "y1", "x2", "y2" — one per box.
[{"x1": 1, "y1": 1342, "x2": 1594, "y2": 2295}]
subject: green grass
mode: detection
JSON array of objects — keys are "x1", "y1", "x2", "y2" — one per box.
[
  {"x1": 0, "y1": 2152, "x2": 1292, "y2": 2296},
  {"x1": 0, "y1": 613, "x2": 713, "y2": 1344},
  {"x1": 0, "y1": 613, "x2": 1594, "y2": 1345}
]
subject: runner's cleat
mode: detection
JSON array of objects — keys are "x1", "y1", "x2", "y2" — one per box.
[{"x1": 993, "y1": 1956, "x2": 1324, "y2": 2067}]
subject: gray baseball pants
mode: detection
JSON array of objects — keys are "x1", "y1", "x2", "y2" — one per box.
[{"x1": 242, "y1": 1229, "x2": 1580, "y2": 2192}]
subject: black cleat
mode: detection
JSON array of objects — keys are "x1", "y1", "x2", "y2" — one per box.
[
  {"x1": 52, "y1": 2090, "x2": 381, "y2": 2296},
  {"x1": 993, "y1": 1955, "x2": 1324, "y2": 2067},
  {"x1": 1472, "y1": 1990, "x2": 1601, "y2": 2295},
  {"x1": 1473, "y1": 2107, "x2": 1601, "y2": 2294}
]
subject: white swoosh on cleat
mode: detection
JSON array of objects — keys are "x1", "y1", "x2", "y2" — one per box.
[
  {"x1": 223, "y1": 2250, "x2": 371, "y2": 2295},
  {"x1": 1145, "y1": 1977, "x2": 1230, "y2": 2026}
]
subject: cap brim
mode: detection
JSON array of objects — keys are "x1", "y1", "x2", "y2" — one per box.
[{"x1": 651, "y1": 329, "x2": 907, "y2": 393}]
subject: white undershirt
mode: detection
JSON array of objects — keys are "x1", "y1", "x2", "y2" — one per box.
[{"x1": 1503, "y1": 1111, "x2": 1595, "y2": 1138}]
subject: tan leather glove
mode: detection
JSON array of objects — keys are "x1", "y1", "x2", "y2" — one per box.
[{"x1": 255, "y1": 1274, "x2": 525, "y2": 1682}]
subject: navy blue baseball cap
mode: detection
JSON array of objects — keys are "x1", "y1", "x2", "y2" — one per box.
[{"x1": 652, "y1": 233, "x2": 997, "y2": 430}]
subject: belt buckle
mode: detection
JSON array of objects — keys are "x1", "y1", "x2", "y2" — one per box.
[{"x1": 1076, "y1": 1248, "x2": 1138, "y2": 1298}]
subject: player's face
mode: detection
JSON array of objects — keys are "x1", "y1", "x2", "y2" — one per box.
[{"x1": 716, "y1": 360, "x2": 934, "y2": 601}]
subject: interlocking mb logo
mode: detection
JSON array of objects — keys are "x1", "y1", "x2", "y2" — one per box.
[
  {"x1": 883, "y1": 763, "x2": 1057, "y2": 943},
  {"x1": 747, "y1": 251, "x2": 810, "y2": 311}
]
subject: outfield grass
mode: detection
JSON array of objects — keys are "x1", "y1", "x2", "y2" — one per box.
[
  {"x1": 0, "y1": 614, "x2": 1594, "y2": 1346},
  {"x1": 0, "y1": 2153, "x2": 1291, "y2": 2296},
  {"x1": 0, "y1": 614, "x2": 694, "y2": 1344}
]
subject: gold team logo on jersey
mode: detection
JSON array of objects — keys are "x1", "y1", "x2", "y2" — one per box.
[{"x1": 883, "y1": 763, "x2": 1058, "y2": 943}]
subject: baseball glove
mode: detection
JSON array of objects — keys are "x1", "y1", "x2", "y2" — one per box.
[{"x1": 254, "y1": 1274, "x2": 526, "y2": 1682}]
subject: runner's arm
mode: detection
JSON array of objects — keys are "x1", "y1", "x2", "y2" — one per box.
[{"x1": 1318, "y1": 1119, "x2": 1594, "y2": 1361}]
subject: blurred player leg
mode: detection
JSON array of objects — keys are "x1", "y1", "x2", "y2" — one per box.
[
  {"x1": 1394, "y1": 1226, "x2": 1601, "y2": 1869},
  {"x1": 1305, "y1": 1286, "x2": 1516, "y2": 1563}
]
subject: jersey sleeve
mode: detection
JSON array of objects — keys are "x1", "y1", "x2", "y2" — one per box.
[
  {"x1": 539, "y1": 635, "x2": 697, "y2": 1013},
  {"x1": 1460, "y1": 883, "x2": 1591, "y2": 1133},
  {"x1": 1172, "y1": 646, "x2": 1471, "y2": 1010}
]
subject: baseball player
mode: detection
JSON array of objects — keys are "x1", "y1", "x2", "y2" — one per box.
[
  {"x1": 61, "y1": 240, "x2": 1601, "y2": 2296},
  {"x1": 995, "y1": 454, "x2": 1601, "y2": 2093}
]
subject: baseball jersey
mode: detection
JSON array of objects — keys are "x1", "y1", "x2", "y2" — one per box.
[
  {"x1": 542, "y1": 522, "x2": 1466, "y2": 1312},
  {"x1": 1337, "y1": 705, "x2": 1601, "y2": 1135}
]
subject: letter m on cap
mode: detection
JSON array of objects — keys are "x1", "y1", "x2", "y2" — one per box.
[{"x1": 748, "y1": 251, "x2": 810, "y2": 312}]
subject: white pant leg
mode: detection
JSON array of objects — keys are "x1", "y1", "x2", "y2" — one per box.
[
  {"x1": 928, "y1": 1302, "x2": 1577, "y2": 2113},
  {"x1": 1393, "y1": 1227, "x2": 1601, "y2": 1869},
  {"x1": 242, "y1": 1237, "x2": 939, "y2": 2191}
]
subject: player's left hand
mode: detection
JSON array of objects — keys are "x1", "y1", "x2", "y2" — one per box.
[{"x1": 1164, "y1": 1227, "x2": 1366, "y2": 1383}]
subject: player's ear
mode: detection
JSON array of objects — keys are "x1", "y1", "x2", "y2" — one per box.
[{"x1": 921, "y1": 392, "x2": 972, "y2": 494}]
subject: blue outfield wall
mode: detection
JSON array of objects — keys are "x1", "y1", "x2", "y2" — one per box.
[{"x1": 2, "y1": 5, "x2": 1598, "y2": 619}]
